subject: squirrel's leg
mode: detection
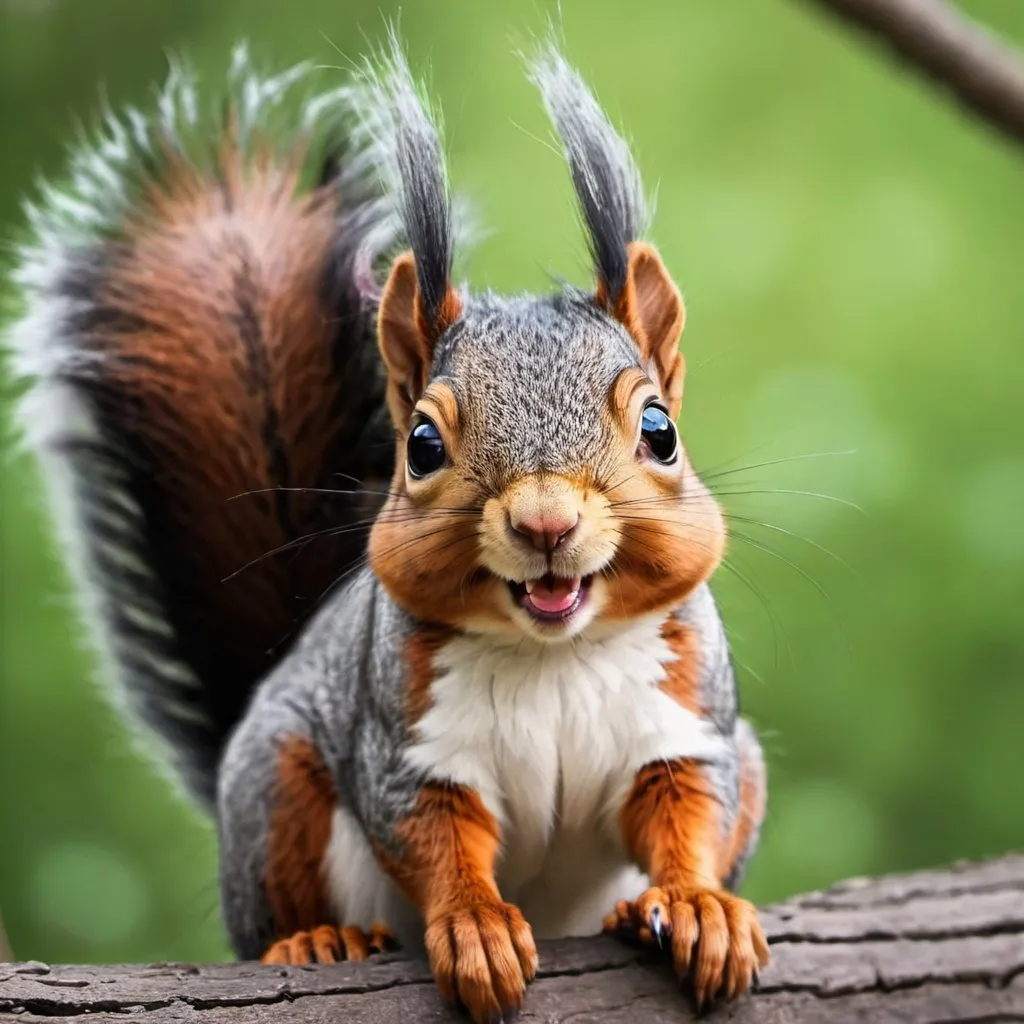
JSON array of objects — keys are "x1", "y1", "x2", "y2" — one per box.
[
  {"x1": 377, "y1": 781, "x2": 538, "y2": 1024},
  {"x1": 218, "y1": 726, "x2": 398, "y2": 965},
  {"x1": 720, "y1": 718, "x2": 768, "y2": 892},
  {"x1": 609, "y1": 729, "x2": 770, "y2": 1009}
]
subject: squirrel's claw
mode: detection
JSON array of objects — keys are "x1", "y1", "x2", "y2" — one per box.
[
  {"x1": 605, "y1": 888, "x2": 768, "y2": 1007},
  {"x1": 261, "y1": 922, "x2": 398, "y2": 966},
  {"x1": 648, "y1": 905, "x2": 664, "y2": 947}
]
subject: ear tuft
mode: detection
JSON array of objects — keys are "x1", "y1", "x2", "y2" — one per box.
[
  {"x1": 527, "y1": 42, "x2": 648, "y2": 309},
  {"x1": 525, "y1": 44, "x2": 686, "y2": 415}
]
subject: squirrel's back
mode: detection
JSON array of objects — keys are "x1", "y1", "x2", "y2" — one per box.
[{"x1": 7, "y1": 46, "x2": 401, "y2": 807}]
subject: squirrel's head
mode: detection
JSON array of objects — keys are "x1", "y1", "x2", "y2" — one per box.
[{"x1": 362, "y1": 39, "x2": 724, "y2": 642}]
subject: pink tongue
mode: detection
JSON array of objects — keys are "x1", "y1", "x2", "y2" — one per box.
[{"x1": 526, "y1": 576, "x2": 581, "y2": 614}]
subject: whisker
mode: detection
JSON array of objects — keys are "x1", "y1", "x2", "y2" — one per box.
[
  {"x1": 717, "y1": 555, "x2": 791, "y2": 674},
  {"x1": 725, "y1": 513, "x2": 857, "y2": 577},
  {"x1": 226, "y1": 483, "x2": 484, "y2": 519},
  {"x1": 612, "y1": 487, "x2": 861, "y2": 513},
  {"x1": 700, "y1": 450, "x2": 856, "y2": 483},
  {"x1": 221, "y1": 508, "x2": 482, "y2": 583},
  {"x1": 728, "y1": 530, "x2": 832, "y2": 604},
  {"x1": 225, "y1": 484, "x2": 394, "y2": 502},
  {"x1": 221, "y1": 526, "x2": 355, "y2": 581},
  {"x1": 707, "y1": 487, "x2": 863, "y2": 513}
]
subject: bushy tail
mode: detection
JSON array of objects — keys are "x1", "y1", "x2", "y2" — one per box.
[{"x1": 5, "y1": 44, "x2": 410, "y2": 810}]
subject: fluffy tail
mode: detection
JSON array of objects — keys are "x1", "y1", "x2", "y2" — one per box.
[{"x1": 5, "y1": 44, "x2": 409, "y2": 810}]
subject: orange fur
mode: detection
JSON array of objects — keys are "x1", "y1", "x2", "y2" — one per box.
[
  {"x1": 597, "y1": 242, "x2": 687, "y2": 418},
  {"x1": 595, "y1": 368, "x2": 724, "y2": 623},
  {"x1": 263, "y1": 737, "x2": 402, "y2": 966},
  {"x1": 262, "y1": 923, "x2": 397, "y2": 965},
  {"x1": 607, "y1": 366, "x2": 652, "y2": 421},
  {"x1": 616, "y1": 625, "x2": 770, "y2": 1006},
  {"x1": 370, "y1": 470, "x2": 484, "y2": 626},
  {"x1": 418, "y1": 382, "x2": 462, "y2": 444},
  {"x1": 372, "y1": 358, "x2": 723, "y2": 633},
  {"x1": 265, "y1": 735, "x2": 337, "y2": 937},
  {"x1": 658, "y1": 618, "x2": 704, "y2": 715},
  {"x1": 601, "y1": 453, "x2": 724, "y2": 622},
  {"x1": 413, "y1": 279, "x2": 463, "y2": 343},
  {"x1": 379, "y1": 252, "x2": 431, "y2": 424},
  {"x1": 621, "y1": 758, "x2": 723, "y2": 892},
  {"x1": 722, "y1": 731, "x2": 768, "y2": 883},
  {"x1": 385, "y1": 784, "x2": 502, "y2": 914},
  {"x1": 434, "y1": 285, "x2": 465, "y2": 335},
  {"x1": 618, "y1": 758, "x2": 769, "y2": 1005},
  {"x1": 596, "y1": 267, "x2": 642, "y2": 345},
  {"x1": 378, "y1": 784, "x2": 538, "y2": 1024},
  {"x1": 658, "y1": 620, "x2": 767, "y2": 883},
  {"x1": 377, "y1": 250, "x2": 463, "y2": 427},
  {"x1": 404, "y1": 627, "x2": 452, "y2": 726}
]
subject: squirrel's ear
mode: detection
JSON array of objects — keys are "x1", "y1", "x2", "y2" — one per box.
[
  {"x1": 378, "y1": 250, "x2": 462, "y2": 427},
  {"x1": 599, "y1": 241, "x2": 687, "y2": 420}
]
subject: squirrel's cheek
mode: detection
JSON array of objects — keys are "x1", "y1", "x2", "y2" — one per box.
[{"x1": 599, "y1": 510, "x2": 724, "y2": 622}]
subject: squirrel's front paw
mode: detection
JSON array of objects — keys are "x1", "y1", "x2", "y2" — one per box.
[
  {"x1": 261, "y1": 922, "x2": 398, "y2": 965},
  {"x1": 604, "y1": 887, "x2": 769, "y2": 1008},
  {"x1": 425, "y1": 900, "x2": 538, "y2": 1024}
]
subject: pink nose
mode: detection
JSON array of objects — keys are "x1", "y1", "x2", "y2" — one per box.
[{"x1": 510, "y1": 510, "x2": 579, "y2": 553}]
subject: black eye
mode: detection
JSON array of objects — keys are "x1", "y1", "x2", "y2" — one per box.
[
  {"x1": 639, "y1": 403, "x2": 678, "y2": 464},
  {"x1": 407, "y1": 419, "x2": 447, "y2": 478}
]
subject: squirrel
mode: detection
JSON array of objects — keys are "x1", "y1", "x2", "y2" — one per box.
[{"x1": 7, "y1": 32, "x2": 770, "y2": 1023}]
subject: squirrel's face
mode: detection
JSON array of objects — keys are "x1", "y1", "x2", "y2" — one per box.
[
  {"x1": 357, "y1": 37, "x2": 725, "y2": 642},
  {"x1": 369, "y1": 291, "x2": 725, "y2": 643}
]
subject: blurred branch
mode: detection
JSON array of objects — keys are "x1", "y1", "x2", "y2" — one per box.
[
  {"x1": 0, "y1": 909, "x2": 12, "y2": 962},
  {"x1": 798, "y1": 0, "x2": 1024, "y2": 145}
]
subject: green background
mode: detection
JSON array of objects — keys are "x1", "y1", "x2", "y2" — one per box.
[{"x1": 1, "y1": 0, "x2": 1022, "y2": 965}]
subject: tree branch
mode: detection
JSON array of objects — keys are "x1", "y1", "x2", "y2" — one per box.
[
  {"x1": 798, "y1": 0, "x2": 1024, "y2": 145},
  {"x1": 1, "y1": 855, "x2": 1022, "y2": 1022}
]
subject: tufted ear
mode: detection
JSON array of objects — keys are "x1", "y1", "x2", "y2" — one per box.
[
  {"x1": 378, "y1": 250, "x2": 462, "y2": 428},
  {"x1": 528, "y1": 45, "x2": 686, "y2": 420},
  {"x1": 353, "y1": 33, "x2": 465, "y2": 431},
  {"x1": 599, "y1": 242, "x2": 686, "y2": 419}
]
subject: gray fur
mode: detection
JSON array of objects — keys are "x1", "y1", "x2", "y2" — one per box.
[
  {"x1": 669, "y1": 586, "x2": 764, "y2": 892},
  {"x1": 674, "y1": 584, "x2": 739, "y2": 737},
  {"x1": 527, "y1": 42, "x2": 650, "y2": 302},
  {"x1": 345, "y1": 28, "x2": 464, "y2": 323},
  {"x1": 218, "y1": 569, "x2": 423, "y2": 957},
  {"x1": 722, "y1": 718, "x2": 766, "y2": 891},
  {"x1": 432, "y1": 290, "x2": 643, "y2": 488}
]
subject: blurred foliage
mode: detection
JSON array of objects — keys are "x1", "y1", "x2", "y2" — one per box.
[{"x1": 1, "y1": 0, "x2": 1023, "y2": 966}]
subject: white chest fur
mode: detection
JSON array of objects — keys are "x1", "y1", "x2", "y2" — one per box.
[{"x1": 404, "y1": 618, "x2": 727, "y2": 937}]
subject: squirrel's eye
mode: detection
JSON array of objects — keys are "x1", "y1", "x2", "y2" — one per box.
[
  {"x1": 639, "y1": 404, "x2": 678, "y2": 465},
  {"x1": 407, "y1": 419, "x2": 447, "y2": 478}
]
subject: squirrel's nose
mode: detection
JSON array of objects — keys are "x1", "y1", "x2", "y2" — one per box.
[{"x1": 510, "y1": 510, "x2": 580, "y2": 553}]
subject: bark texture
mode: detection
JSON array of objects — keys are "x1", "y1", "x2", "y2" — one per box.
[{"x1": 1, "y1": 854, "x2": 1022, "y2": 1022}]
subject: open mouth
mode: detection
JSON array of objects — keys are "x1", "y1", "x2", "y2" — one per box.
[{"x1": 508, "y1": 573, "x2": 593, "y2": 624}]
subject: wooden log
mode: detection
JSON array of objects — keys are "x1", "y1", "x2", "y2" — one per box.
[{"x1": 1, "y1": 854, "x2": 1021, "y2": 1022}]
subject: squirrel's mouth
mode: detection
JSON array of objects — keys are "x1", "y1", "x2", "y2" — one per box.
[{"x1": 508, "y1": 573, "x2": 593, "y2": 624}]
